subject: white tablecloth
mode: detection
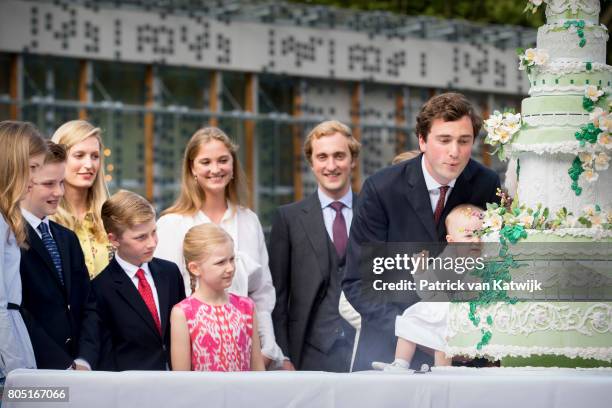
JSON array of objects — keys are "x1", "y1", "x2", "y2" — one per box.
[{"x1": 3, "y1": 367, "x2": 611, "y2": 408}]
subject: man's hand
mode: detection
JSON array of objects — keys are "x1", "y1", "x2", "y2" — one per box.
[{"x1": 281, "y1": 360, "x2": 296, "y2": 371}]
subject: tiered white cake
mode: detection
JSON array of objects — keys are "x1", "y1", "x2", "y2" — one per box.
[{"x1": 446, "y1": 0, "x2": 612, "y2": 365}]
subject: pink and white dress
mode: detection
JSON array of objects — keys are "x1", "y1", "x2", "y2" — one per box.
[{"x1": 177, "y1": 293, "x2": 254, "y2": 371}]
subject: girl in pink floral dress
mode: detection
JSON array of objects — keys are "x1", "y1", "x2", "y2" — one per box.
[{"x1": 170, "y1": 224, "x2": 265, "y2": 371}]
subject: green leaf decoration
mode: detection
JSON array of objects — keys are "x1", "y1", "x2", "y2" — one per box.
[
  {"x1": 583, "y1": 97, "x2": 595, "y2": 111},
  {"x1": 575, "y1": 122, "x2": 602, "y2": 144},
  {"x1": 586, "y1": 62, "x2": 592, "y2": 70},
  {"x1": 568, "y1": 156, "x2": 584, "y2": 196},
  {"x1": 579, "y1": 38, "x2": 587, "y2": 48}
]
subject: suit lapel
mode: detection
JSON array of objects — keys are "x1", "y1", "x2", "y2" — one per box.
[
  {"x1": 26, "y1": 225, "x2": 66, "y2": 294},
  {"x1": 149, "y1": 260, "x2": 169, "y2": 337},
  {"x1": 298, "y1": 193, "x2": 331, "y2": 282},
  {"x1": 110, "y1": 259, "x2": 161, "y2": 338},
  {"x1": 50, "y1": 222, "x2": 72, "y2": 296},
  {"x1": 403, "y1": 159, "x2": 438, "y2": 241}
]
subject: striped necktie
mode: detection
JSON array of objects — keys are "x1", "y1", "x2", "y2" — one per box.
[{"x1": 37, "y1": 222, "x2": 64, "y2": 286}]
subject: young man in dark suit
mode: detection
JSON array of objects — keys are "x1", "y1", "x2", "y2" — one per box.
[
  {"x1": 342, "y1": 93, "x2": 501, "y2": 371},
  {"x1": 78, "y1": 190, "x2": 185, "y2": 371},
  {"x1": 20, "y1": 141, "x2": 90, "y2": 369},
  {"x1": 270, "y1": 120, "x2": 361, "y2": 372}
]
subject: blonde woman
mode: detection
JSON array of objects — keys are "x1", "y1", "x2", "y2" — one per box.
[
  {"x1": 156, "y1": 127, "x2": 284, "y2": 368},
  {"x1": 51, "y1": 120, "x2": 111, "y2": 278},
  {"x1": 0, "y1": 121, "x2": 47, "y2": 376}
]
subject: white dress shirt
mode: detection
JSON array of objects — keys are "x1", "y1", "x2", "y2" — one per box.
[
  {"x1": 21, "y1": 208, "x2": 53, "y2": 240},
  {"x1": 318, "y1": 187, "x2": 353, "y2": 242},
  {"x1": 114, "y1": 253, "x2": 161, "y2": 321},
  {"x1": 421, "y1": 156, "x2": 457, "y2": 213},
  {"x1": 155, "y1": 203, "x2": 284, "y2": 363}
]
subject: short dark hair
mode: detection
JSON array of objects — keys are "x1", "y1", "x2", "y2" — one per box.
[
  {"x1": 44, "y1": 141, "x2": 67, "y2": 164},
  {"x1": 416, "y1": 93, "x2": 482, "y2": 142}
]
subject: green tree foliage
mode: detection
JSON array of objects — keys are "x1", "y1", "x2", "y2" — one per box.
[
  {"x1": 293, "y1": 0, "x2": 612, "y2": 29},
  {"x1": 293, "y1": 0, "x2": 610, "y2": 62}
]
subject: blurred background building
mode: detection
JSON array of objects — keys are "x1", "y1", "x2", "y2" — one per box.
[{"x1": 0, "y1": 0, "x2": 541, "y2": 228}]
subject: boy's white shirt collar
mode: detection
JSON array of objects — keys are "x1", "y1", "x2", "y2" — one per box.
[
  {"x1": 21, "y1": 207, "x2": 50, "y2": 231},
  {"x1": 114, "y1": 252, "x2": 151, "y2": 279}
]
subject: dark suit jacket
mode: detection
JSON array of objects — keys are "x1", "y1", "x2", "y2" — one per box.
[
  {"x1": 78, "y1": 257, "x2": 185, "y2": 371},
  {"x1": 342, "y1": 155, "x2": 500, "y2": 371},
  {"x1": 270, "y1": 191, "x2": 357, "y2": 368},
  {"x1": 20, "y1": 221, "x2": 90, "y2": 369}
]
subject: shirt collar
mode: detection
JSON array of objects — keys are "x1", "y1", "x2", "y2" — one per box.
[
  {"x1": 318, "y1": 187, "x2": 353, "y2": 210},
  {"x1": 114, "y1": 252, "x2": 149, "y2": 279},
  {"x1": 196, "y1": 201, "x2": 234, "y2": 224},
  {"x1": 421, "y1": 155, "x2": 457, "y2": 192},
  {"x1": 21, "y1": 208, "x2": 49, "y2": 231}
]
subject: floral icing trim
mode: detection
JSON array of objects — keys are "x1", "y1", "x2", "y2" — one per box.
[
  {"x1": 480, "y1": 191, "x2": 611, "y2": 236},
  {"x1": 517, "y1": 48, "x2": 549, "y2": 75},
  {"x1": 583, "y1": 85, "x2": 606, "y2": 112},
  {"x1": 484, "y1": 110, "x2": 523, "y2": 161},
  {"x1": 524, "y1": 0, "x2": 545, "y2": 14},
  {"x1": 569, "y1": 105, "x2": 611, "y2": 195}
]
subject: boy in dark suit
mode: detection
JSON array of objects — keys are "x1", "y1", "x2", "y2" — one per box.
[
  {"x1": 78, "y1": 190, "x2": 185, "y2": 370},
  {"x1": 20, "y1": 141, "x2": 90, "y2": 369}
]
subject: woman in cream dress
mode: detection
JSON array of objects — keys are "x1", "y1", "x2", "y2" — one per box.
[{"x1": 156, "y1": 127, "x2": 284, "y2": 368}]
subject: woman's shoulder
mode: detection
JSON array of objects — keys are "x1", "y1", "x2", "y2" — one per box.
[{"x1": 234, "y1": 206, "x2": 262, "y2": 227}]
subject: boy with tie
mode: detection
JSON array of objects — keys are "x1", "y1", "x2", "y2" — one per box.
[
  {"x1": 78, "y1": 190, "x2": 185, "y2": 370},
  {"x1": 20, "y1": 141, "x2": 90, "y2": 369}
]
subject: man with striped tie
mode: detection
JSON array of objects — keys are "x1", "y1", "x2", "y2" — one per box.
[{"x1": 20, "y1": 141, "x2": 90, "y2": 369}]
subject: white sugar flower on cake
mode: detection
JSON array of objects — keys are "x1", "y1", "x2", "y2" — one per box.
[
  {"x1": 594, "y1": 152, "x2": 610, "y2": 171},
  {"x1": 524, "y1": 0, "x2": 545, "y2": 13},
  {"x1": 518, "y1": 48, "x2": 549, "y2": 72},
  {"x1": 585, "y1": 85, "x2": 605, "y2": 102},
  {"x1": 598, "y1": 114, "x2": 611, "y2": 133},
  {"x1": 484, "y1": 111, "x2": 523, "y2": 160},
  {"x1": 482, "y1": 212, "x2": 503, "y2": 231},
  {"x1": 590, "y1": 107, "x2": 606, "y2": 127},
  {"x1": 582, "y1": 168, "x2": 599, "y2": 182}
]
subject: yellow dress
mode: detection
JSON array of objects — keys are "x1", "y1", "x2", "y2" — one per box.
[{"x1": 73, "y1": 213, "x2": 113, "y2": 278}]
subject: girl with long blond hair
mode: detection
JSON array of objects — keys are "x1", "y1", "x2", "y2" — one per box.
[
  {"x1": 0, "y1": 120, "x2": 47, "y2": 376},
  {"x1": 171, "y1": 224, "x2": 265, "y2": 371},
  {"x1": 51, "y1": 120, "x2": 111, "y2": 278},
  {"x1": 156, "y1": 126, "x2": 284, "y2": 368}
]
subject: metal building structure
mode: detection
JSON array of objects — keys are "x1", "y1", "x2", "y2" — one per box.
[{"x1": 0, "y1": 0, "x2": 533, "y2": 226}]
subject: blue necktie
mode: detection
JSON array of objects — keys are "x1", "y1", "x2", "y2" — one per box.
[{"x1": 38, "y1": 222, "x2": 64, "y2": 286}]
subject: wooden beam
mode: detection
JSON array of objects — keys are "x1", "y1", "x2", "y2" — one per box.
[
  {"x1": 244, "y1": 73, "x2": 257, "y2": 209},
  {"x1": 78, "y1": 60, "x2": 91, "y2": 120},
  {"x1": 395, "y1": 87, "x2": 406, "y2": 155},
  {"x1": 9, "y1": 54, "x2": 21, "y2": 120},
  {"x1": 292, "y1": 80, "x2": 303, "y2": 201},
  {"x1": 480, "y1": 100, "x2": 492, "y2": 168},
  {"x1": 144, "y1": 65, "x2": 155, "y2": 201},
  {"x1": 350, "y1": 82, "x2": 362, "y2": 192},
  {"x1": 208, "y1": 71, "x2": 220, "y2": 127}
]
